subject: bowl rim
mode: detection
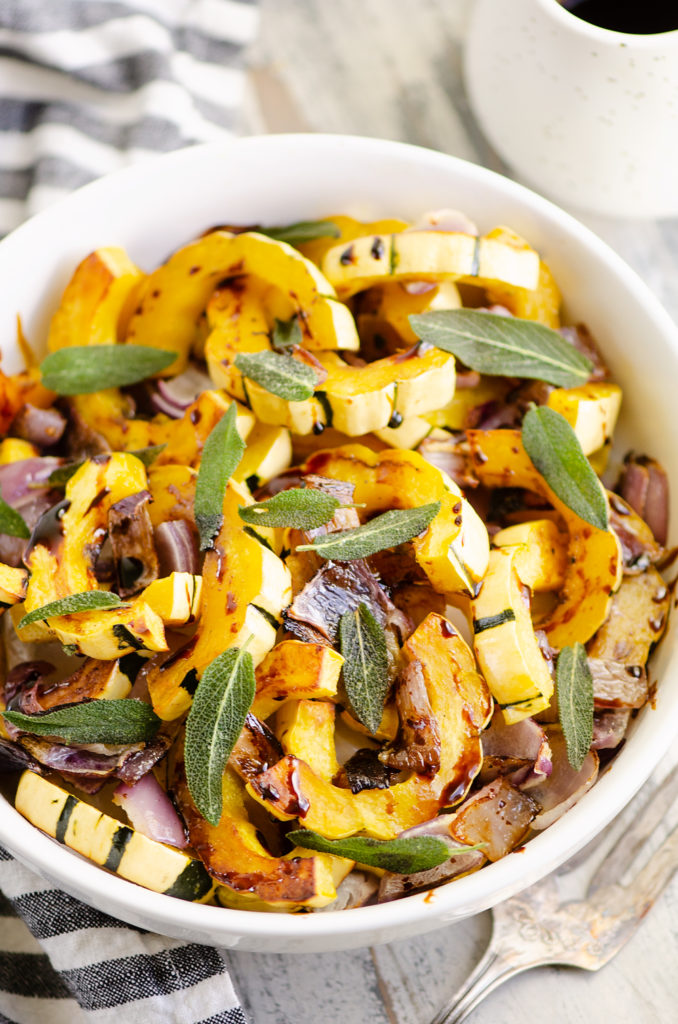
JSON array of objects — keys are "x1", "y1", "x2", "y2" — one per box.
[{"x1": 1, "y1": 131, "x2": 678, "y2": 946}]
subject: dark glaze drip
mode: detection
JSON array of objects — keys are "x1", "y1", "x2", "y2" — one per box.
[
  {"x1": 24, "y1": 499, "x2": 70, "y2": 561},
  {"x1": 84, "y1": 487, "x2": 110, "y2": 515},
  {"x1": 339, "y1": 245, "x2": 355, "y2": 266},
  {"x1": 387, "y1": 411, "x2": 403, "y2": 429}
]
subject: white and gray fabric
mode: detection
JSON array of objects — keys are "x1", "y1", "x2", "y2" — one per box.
[
  {"x1": 0, "y1": 1, "x2": 258, "y2": 1019},
  {"x1": 0, "y1": 847, "x2": 247, "y2": 1023},
  {"x1": 0, "y1": 0, "x2": 259, "y2": 234}
]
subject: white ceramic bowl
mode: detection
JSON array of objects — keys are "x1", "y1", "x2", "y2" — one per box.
[{"x1": 1, "y1": 135, "x2": 677, "y2": 953}]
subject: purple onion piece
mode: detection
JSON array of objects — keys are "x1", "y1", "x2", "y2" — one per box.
[
  {"x1": 11, "y1": 404, "x2": 66, "y2": 447},
  {"x1": 592, "y1": 709, "x2": 630, "y2": 750},
  {"x1": 4, "y1": 661, "x2": 56, "y2": 709},
  {"x1": 150, "y1": 365, "x2": 213, "y2": 418},
  {"x1": 154, "y1": 520, "x2": 199, "y2": 576},
  {"x1": 617, "y1": 454, "x2": 670, "y2": 546},
  {"x1": 0, "y1": 738, "x2": 44, "y2": 774},
  {"x1": 116, "y1": 735, "x2": 172, "y2": 785},
  {"x1": 114, "y1": 772, "x2": 188, "y2": 848}
]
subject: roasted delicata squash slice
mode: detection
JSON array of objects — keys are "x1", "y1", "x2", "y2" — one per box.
[
  {"x1": 321, "y1": 228, "x2": 540, "y2": 299},
  {"x1": 204, "y1": 277, "x2": 272, "y2": 404},
  {"x1": 147, "y1": 479, "x2": 292, "y2": 720},
  {"x1": 15, "y1": 771, "x2": 214, "y2": 902},
  {"x1": 492, "y1": 519, "x2": 568, "y2": 592},
  {"x1": 357, "y1": 279, "x2": 462, "y2": 349},
  {"x1": 232, "y1": 422, "x2": 292, "y2": 492},
  {"x1": 472, "y1": 545, "x2": 555, "y2": 724},
  {"x1": 480, "y1": 227, "x2": 561, "y2": 328},
  {"x1": 302, "y1": 445, "x2": 489, "y2": 595},
  {"x1": 36, "y1": 657, "x2": 139, "y2": 709},
  {"x1": 48, "y1": 247, "x2": 145, "y2": 351},
  {"x1": 174, "y1": 764, "x2": 352, "y2": 911},
  {"x1": 126, "y1": 230, "x2": 360, "y2": 375},
  {"x1": 252, "y1": 641, "x2": 343, "y2": 720},
  {"x1": 0, "y1": 437, "x2": 39, "y2": 463},
  {"x1": 296, "y1": 214, "x2": 410, "y2": 267},
  {"x1": 247, "y1": 614, "x2": 492, "y2": 840},
  {"x1": 276, "y1": 700, "x2": 341, "y2": 783},
  {"x1": 18, "y1": 453, "x2": 167, "y2": 658},
  {"x1": 546, "y1": 382, "x2": 622, "y2": 456},
  {"x1": 141, "y1": 573, "x2": 203, "y2": 627},
  {"x1": 465, "y1": 429, "x2": 623, "y2": 647},
  {"x1": 0, "y1": 564, "x2": 27, "y2": 611}
]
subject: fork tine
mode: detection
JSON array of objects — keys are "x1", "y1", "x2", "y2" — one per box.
[
  {"x1": 589, "y1": 762, "x2": 678, "y2": 892},
  {"x1": 618, "y1": 817, "x2": 678, "y2": 910}
]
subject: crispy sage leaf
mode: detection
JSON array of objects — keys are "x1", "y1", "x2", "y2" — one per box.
[
  {"x1": 271, "y1": 316, "x2": 303, "y2": 351},
  {"x1": 286, "y1": 830, "x2": 477, "y2": 874},
  {"x1": 259, "y1": 219, "x2": 341, "y2": 246},
  {"x1": 297, "y1": 502, "x2": 440, "y2": 561},
  {"x1": 238, "y1": 488, "x2": 340, "y2": 530},
  {"x1": 339, "y1": 603, "x2": 389, "y2": 735},
  {"x1": 235, "y1": 351, "x2": 316, "y2": 402},
  {"x1": 0, "y1": 497, "x2": 30, "y2": 539},
  {"x1": 410, "y1": 309, "x2": 592, "y2": 387},
  {"x1": 522, "y1": 406, "x2": 608, "y2": 530},
  {"x1": 48, "y1": 444, "x2": 167, "y2": 488},
  {"x1": 185, "y1": 645, "x2": 256, "y2": 826},
  {"x1": 2, "y1": 699, "x2": 160, "y2": 744},
  {"x1": 556, "y1": 642, "x2": 594, "y2": 770},
  {"x1": 41, "y1": 345, "x2": 176, "y2": 395},
  {"x1": 18, "y1": 591, "x2": 126, "y2": 629},
  {"x1": 194, "y1": 403, "x2": 245, "y2": 550}
]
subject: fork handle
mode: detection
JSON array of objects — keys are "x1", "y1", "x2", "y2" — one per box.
[{"x1": 429, "y1": 948, "x2": 532, "y2": 1024}]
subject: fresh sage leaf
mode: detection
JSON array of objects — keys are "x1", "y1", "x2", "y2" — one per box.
[
  {"x1": 271, "y1": 316, "x2": 303, "y2": 351},
  {"x1": 2, "y1": 699, "x2": 160, "y2": 745},
  {"x1": 259, "y1": 219, "x2": 341, "y2": 247},
  {"x1": 238, "y1": 488, "x2": 341, "y2": 530},
  {"x1": 556, "y1": 642, "x2": 594, "y2": 771},
  {"x1": 41, "y1": 345, "x2": 176, "y2": 395},
  {"x1": 410, "y1": 309, "x2": 593, "y2": 388},
  {"x1": 48, "y1": 444, "x2": 167, "y2": 489},
  {"x1": 18, "y1": 591, "x2": 126, "y2": 629},
  {"x1": 339, "y1": 603, "x2": 389, "y2": 735},
  {"x1": 194, "y1": 403, "x2": 245, "y2": 550},
  {"x1": 287, "y1": 830, "x2": 479, "y2": 874},
  {"x1": 0, "y1": 497, "x2": 30, "y2": 539},
  {"x1": 185, "y1": 645, "x2": 256, "y2": 826},
  {"x1": 297, "y1": 502, "x2": 440, "y2": 561},
  {"x1": 522, "y1": 406, "x2": 608, "y2": 530},
  {"x1": 235, "y1": 351, "x2": 316, "y2": 402}
]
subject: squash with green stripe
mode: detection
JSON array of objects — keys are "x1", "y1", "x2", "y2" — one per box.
[
  {"x1": 471, "y1": 545, "x2": 554, "y2": 724},
  {"x1": 14, "y1": 771, "x2": 214, "y2": 902},
  {"x1": 321, "y1": 228, "x2": 540, "y2": 299},
  {"x1": 125, "y1": 230, "x2": 360, "y2": 375},
  {"x1": 146, "y1": 479, "x2": 292, "y2": 720},
  {"x1": 142, "y1": 573, "x2": 203, "y2": 627}
]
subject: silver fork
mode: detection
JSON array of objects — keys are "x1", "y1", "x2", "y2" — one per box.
[{"x1": 429, "y1": 760, "x2": 678, "y2": 1024}]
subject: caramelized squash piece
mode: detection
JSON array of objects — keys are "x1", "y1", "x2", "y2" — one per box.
[
  {"x1": 48, "y1": 247, "x2": 144, "y2": 351},
  {"x1": 302, "y1": 445, "x2": 489, "y2": 596},
  {"x1": 147, "y1": 480, "x2": 292, "y2": 720},
  {"x1": 547, "y1": 382, "x2": 622, "y2": 456},
  {"x1": 247, "y1": 614, "x2": 492, "y2": 840},
  {"x1": 252, "y1": 641, "x2": 343, "y2": 720},
  {"x1": 481, "y1": 227, "x2": 561, "y2": 328},
  {"x1": 465, "y1": 429, "x2": 622, "y2": 647}
]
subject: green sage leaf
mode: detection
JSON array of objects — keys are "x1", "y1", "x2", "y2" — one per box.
[
  {"x1": 271, "y1": 316, "x2": 303, "y2": 351},
  {"x1": 235, "y1": 351, "x2": 316, "y2": 402},
  {"x1": 48, "y1": 444, "x2": 167, "y2": 489},
  {"x1": 297, "y1": 502, "x2": 440, "y2": 561},
  {"x1": 556, "y1": 642, "x2": 594, "y2": 771},
  {"x1": 287, "y1": 830, "x2": 479, "y2": 874},
  {"x1": 194, "y1": 403, "x2": 245, "y2": 550},
  {"x1": 238, "y1": 488, "x2": 341, "y2": 531},
  {"x1": 184, "y1": 645, "x2": 256, "y2": 826},
  {"x1": 410, "y1": 309, "x2": 592, "y2": 387},
  {"x1": 0, "y1": 497, "x2": 30, "y2": 539},
  {"x1": 259, "y1": 219, "x2": 341, "y2": 247},
  {"x1": 339, "y1": 603, "x2": 389, "y2": 735},
  {"x1": 522, "y1": 406, "x2": 608, "y2": 530},
  {"x1": 41, "y1": 345, "x2": 176, "y2": 395},
  {"x1": 18, "y1": 591, "x2": 126, "y2": 629},
  {"x1": 2, "y1": 699, "x2": 160, "y2": 745}
]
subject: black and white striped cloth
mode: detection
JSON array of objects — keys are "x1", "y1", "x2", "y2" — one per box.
[
  {"x1": 0, "y1": 0, "x2": 259, "y2": 235},
  {"x1": 0, "y1": 1, "x2": 258, "y2": 1019}
]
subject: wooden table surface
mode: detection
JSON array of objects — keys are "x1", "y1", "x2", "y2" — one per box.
[{"x1": 226, "y1": 2, "x2": 678, "y2": 1021}]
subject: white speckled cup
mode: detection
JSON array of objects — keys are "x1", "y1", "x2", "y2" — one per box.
[{"x1": 464, "y1": 0, "x2": 678, "y2": 217}]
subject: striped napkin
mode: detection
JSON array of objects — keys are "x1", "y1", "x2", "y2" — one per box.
[{"x1": 0, "y1": 1, "x2": 258, "y2": 1019}]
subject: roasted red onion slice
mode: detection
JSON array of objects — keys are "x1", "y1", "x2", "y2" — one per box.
[
  {"x1": 479, "y1": 711, "x2": 552, "y2": 783},
  {"x1": 378, "y1": 849, "x2": 485, "y2": 903},
  {"x1": 410, "y1": 209, "x2": 479, "y2": 235},
  {"x1": 154, "y1": 519, "x2": 199, "y2": 576},
  {"x1": 528, "y1": 727, "x2": 599, "y2": 830},
  {"x1": 0, "y1": 457, "x2": 63, "y2": 564},
  {"x1": 151, "y1": 365, "x2": 213, "y2": 418},
  {"x1": 114, "y1": 772, "x2": 188, "y2": 848},
  {"x1": 11, "y1": 404, "x2": 66, "y2": 447},
  {"x1": 108, "y1": 490, "x2": 158, "y2": 596},
  {"x1": 380, "y1": 659, "x2": 441, "y2": 776},
  {"x1": 617, "y1": 454, "x2": 670, "y2": 546},
  {"x1": 589, "y1": 658, "x2": 648, "y2": 709},
  {"x1": 559, "y1": 323, "x2": 609, "y2": 381},
  {"x1": 592, "y1": 709, "x2": 630, "y2": 750},
  {"x1": 318, "y1": 871, "x2": 379, "y2": 911},
  {"x1": 0, "y1": 737, "x2": 44, "y2": 774},
  {"x1": 448, "y1": 777, "x2": 538, "y2": 860}
]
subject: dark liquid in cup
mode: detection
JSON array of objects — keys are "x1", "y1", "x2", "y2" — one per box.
[{"x1": 560, "y1": 0, "x2": 678, "y2": 34}]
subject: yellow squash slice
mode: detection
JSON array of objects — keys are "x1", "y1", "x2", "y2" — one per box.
[{"x1": 252, "y1": 640, "x2": 343, "y2": 720}]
